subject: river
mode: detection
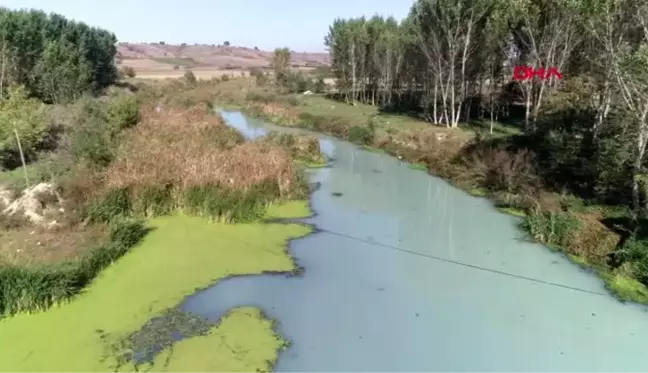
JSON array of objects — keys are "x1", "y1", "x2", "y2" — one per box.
[{"x1": 182, "y1": 110, "x2": 648, "y2": 371}]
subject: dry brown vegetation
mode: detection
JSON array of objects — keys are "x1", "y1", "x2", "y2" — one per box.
[{"x1": 105, "y1": 104, "x2": 298, "y2": 196}]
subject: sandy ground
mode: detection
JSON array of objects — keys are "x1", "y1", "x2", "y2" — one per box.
[
  {"x1": 133, "y1": 68, "x2": 251, "y2": 80},
  {"x1": 127, "y1": 63, "x2": 326, "y2": 81}
]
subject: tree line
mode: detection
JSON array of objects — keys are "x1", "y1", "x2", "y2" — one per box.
[
  {"x1": 0, "y1": 7, "x2": 117, "y2": 104},
  {"x1": 324, "y1": 0, "x2": 648, "y2": 212}
]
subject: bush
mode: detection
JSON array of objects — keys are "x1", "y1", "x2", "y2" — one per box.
[
  {"x1": 314, "y1": 78, "x2": 326, "y2": 93},
  {"x1": 184, "y1": 70, "x2": 197, "y2": 86},
  {"x1": 69, "y1": 95, "x2": 141, "y2": 168},
  {"x1": 347, "y1": 125, "x2": 374, "y2": 145},
  {"x1": 221, "y1": 74, "x2": 230, "y2": 82},
  {"x1": 120, "y1": 66, "x2": 136, "y2": 78},
  {"x1": 462, "y1": 145, "x2": 539, "y2": 194},
  {"x1": 0, "y1": 218, "x2": 148, "y2": 316},
  {"x1": 104, "y1": 94, "x2": 141, "y2": 132},
  {"x1": 523, "y1": 208, "x2": 582, "y2": 248},
  {"x1": 0, "y1": 85, "x2": 48, "y2": 169},
  {"x1": 619, "y1": 236, "x2": 648, "y2": 286},
  {"x1": 70, "y1": 109, "x2": 117, "y2": 167}
]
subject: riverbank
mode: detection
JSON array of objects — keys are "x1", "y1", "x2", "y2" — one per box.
[
  {"x1": 192, "y1": 78, "x2": 648, "y2": 305},
  {"x1": 0, "y1": 203, "x2": 313, "y2": 371},
  {"x1": 0, "y1": 81, "x2": 326, "y2": 370}
]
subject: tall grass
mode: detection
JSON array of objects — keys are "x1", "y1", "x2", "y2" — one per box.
[
  {"x1": 261, "y1": 132, "x2": 326, "y2": 165},
  {"x1": 0, "y1": 219, "x2": 148, "y2": 316},
  {"x1": 90, "y1": 104, "x2": 308, "y2": 222}
]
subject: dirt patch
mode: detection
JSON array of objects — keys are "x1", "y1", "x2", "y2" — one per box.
[{"x1": 0, "y1": 223, "x2": 109, "y2": 266}]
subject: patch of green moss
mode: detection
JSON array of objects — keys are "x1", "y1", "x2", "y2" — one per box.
[
  {"x1": 408, "y1": 162, "x2": 428, "y2": 171},
  {"x1": 0, "y1": 201, "x2": 312, "y2": 371},
  {"x1": 295, "y1": 159, "x2": 328, "y2": 168},
  {"x1": 497, "y1": 206, "x2": 527, "y2": 218},
  {"x1": 604, "y1": 273, "x2": 648, "y2": 305},
  {"x1": 469, "y1": 187, "x2": 488, "y2": 197},
  {"x1": 567, "y1": 253, "x2": 589, "y2": 268}
]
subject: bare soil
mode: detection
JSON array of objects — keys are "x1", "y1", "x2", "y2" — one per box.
[{"x1": 117, "y1": 43, "x2": 329, "y2": 78}]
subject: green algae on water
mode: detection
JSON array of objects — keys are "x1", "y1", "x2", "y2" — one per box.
[{"x1": 0, "y1": 202, "x2": 312, "y2": 371}]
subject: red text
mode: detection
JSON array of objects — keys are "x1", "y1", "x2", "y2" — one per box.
[{"x1": 513, "y1": 66, "x2": 563, "y2": 81}]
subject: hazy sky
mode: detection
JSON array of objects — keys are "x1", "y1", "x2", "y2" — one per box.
[{"x1": 1, "y1": 0, "x2": 413, "y2": 52}]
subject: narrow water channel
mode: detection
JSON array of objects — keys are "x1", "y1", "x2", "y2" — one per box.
[{"x1": 183, "y1": 110, "x2": 648, "y2": 371}]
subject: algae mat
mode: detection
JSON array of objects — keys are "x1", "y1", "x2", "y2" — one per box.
[{"x1": 0, "y1": 201, "x2": 312, "y2": 372}]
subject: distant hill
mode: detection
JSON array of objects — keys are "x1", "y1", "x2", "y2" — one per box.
[{"x1": 116, "y1": 42, "x2": 330, "y2": 70}]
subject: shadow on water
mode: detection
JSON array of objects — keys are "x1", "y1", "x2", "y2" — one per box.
[{"x1": 179, "y1": 109, "x2": 648, "y2": 372}]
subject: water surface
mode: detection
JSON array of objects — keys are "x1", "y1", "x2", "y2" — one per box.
[{"x1": 183, "y1": 110, "x2": 648, "y2": 371}]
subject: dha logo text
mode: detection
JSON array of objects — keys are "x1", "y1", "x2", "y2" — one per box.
[{"x1": 513, "y1": 66, "x2": 563, "y2": 81}]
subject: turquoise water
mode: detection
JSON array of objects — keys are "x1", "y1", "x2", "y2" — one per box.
[{"x1": 183, "y1": 110, "x2": 648, "y2": 371}]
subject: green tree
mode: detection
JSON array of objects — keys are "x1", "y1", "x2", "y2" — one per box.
[
  {"x1": 30, "y1": 41, "x2": 93, "y2": 104},
  {"x1": 0, "y1": 8, "x2": 118, "y2": 102},
  {"x1": 273, "y1": 47, "x2": 291, "y2": 86},
  {"x1": 0, "y1": 85, "x2": 47, "y2": 178}
]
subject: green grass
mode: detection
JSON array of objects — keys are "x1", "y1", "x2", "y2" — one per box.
[
  {"x1": 295, "y1": 159, "x2": 329, "y2": 169},
  {"x1": 463, "y1": 118, "x2": 522, "y2": 137},
  {"x1": 151, "y1": 57, "x2": 199, "y2": 67},
  {"x1": 0, "y1": 202, "x2": 312, "y2": 371},
  {"x1": 0, "y1": 163, "x2": 49, "y2": 191},
  {"x1": 605, "y1": 273, "x2": 648, "y2": 304},
  {"x1": 468, "y1": 187, "x2": 488, "y2": 197},
  {"x1": 497, "y1": 206, "x2": 527, "y2": 217},
  {"x1": 296, "y1": 95, "x2": 428, "y2": 133},
  {"x1": 294, "y1": 95, "x2": 520, "y2": 137},
  {"x1": 408, "y1": 162, "x2": 428, "y2": 171}
]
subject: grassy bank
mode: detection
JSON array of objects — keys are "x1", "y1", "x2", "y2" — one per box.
[
  {"x1": 0, "y1": 202, "x2": 312, "y2": 371},
  {"x1": 189, "y1": 78, "x2": 648, "y2": 305}
]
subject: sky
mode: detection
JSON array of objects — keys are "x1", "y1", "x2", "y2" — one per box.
[{"x1": 1, "y1": 0, "x2": 414, "y2": 52}]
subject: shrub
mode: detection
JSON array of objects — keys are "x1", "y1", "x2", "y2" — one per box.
[
  {"x1": 120, "y1": 66, "x2": 136, "y2": 78},
  {"x1": 255, "y1": 72, "x2": 269, "y2": 86},
  {"x1": 314, "y1": 78, "x2": 326, "y2": 93},
  {"x1": 462, "y1": 146, "x2": 539, "y2": 194},
  {"x1": 221, "y1": 74, "x2": 230, "y2": 82},
  {"x1": 347, "y1": 126, "x2": 374, "y2": 145},
  {"x1": 104, "y1": 94, "x2": 141, "y2": 132},
  {"x1": 523, "y1": 208, "x2": 582, "y2": 248},
  {"x1": 0, "y1": 85, "x2": 48, "y2": 169},
  {"x1": 619, "y1": 236, "x2": 648, "y2": 286},
  {"x1": 184, "y1": 70, "x2": 197, "y2": 86},
  {"x1": 70, "y1": 111, "x2": 117, "y2": 167},
  {"x1": 68, "y1": 95, "x2": 141, "y2": 168},
  {"x1": 0, "y1": 218, "x2": 148, "y2": 316}
]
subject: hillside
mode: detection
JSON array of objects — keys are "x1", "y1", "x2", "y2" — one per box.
[{"x1": 117, "y1": 42, "x2": 330, "y2": 70}]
